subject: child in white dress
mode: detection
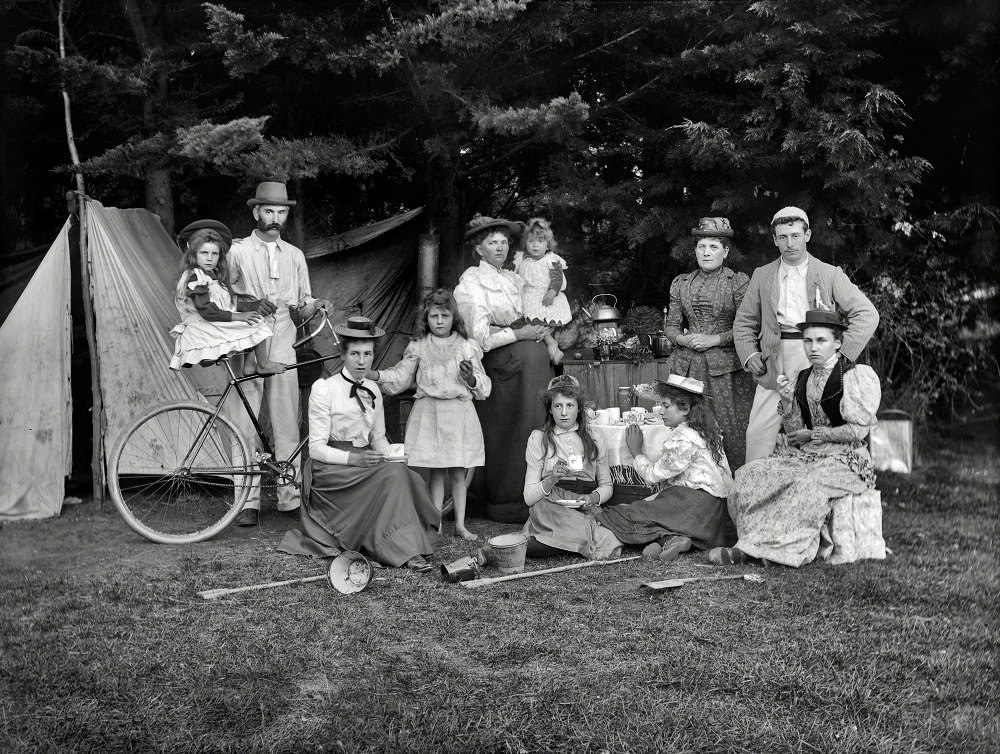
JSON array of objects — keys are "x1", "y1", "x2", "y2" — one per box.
[
  {"x1": 514, "y1": 217, "x2": 572, "y2": 365},
  {"x1": 373, "y1": 288, "x2": 492, "y2": 541},
  {"x1": 169, "y1": 225, "x2": 283, "y2": 376}
]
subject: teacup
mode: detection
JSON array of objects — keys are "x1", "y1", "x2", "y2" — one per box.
[{"x1": 566, "y1": 452, "x2": 584, "y2": 472}]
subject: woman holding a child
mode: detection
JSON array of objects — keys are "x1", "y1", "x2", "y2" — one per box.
[{"x1": 454, "y1": 216, "x2": 555, "y2": 522}]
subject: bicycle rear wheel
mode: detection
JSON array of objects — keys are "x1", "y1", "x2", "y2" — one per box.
[{"x1": 108, "y1": 402, "x2": 253, "y2": 544}]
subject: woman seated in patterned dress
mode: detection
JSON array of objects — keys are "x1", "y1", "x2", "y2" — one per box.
[
  {"x1": 522, "y1": 376, "x2": 624, "y2": 559},
  {"x1": 710, "y1": 310, "x2": 883, "y2": 567},
  {"x1": 278, "y1": 317, "x2": 439, "y2": 572}
]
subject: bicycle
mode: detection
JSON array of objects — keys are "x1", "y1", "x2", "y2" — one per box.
[{"x1": 108, "y1": 308, "x2": 341, "y2": 544}]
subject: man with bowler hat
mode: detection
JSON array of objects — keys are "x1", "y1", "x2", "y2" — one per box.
[
  {"x1": 228, "y1": 180, "x2": 332, "y2": 526},
  {"x1": 733, "y1": 206, "x2": 878, "y2": 463}
]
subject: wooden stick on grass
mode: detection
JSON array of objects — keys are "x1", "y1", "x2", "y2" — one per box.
[
  {"x1": 461, "y1": 555, "x2": 641, "y2": 589},
  {"x1": 198, "y1": 575, "x2": 328, "y2": 600}
]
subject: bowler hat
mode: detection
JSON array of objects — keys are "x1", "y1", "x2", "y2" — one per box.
[
  {"x1": 796, "y1": 309, "x2": 847, "y2": 332},
  {"x1": 463, "y1": 215, "x2": 524, "y2": 241},
  {"x1": 177, "y1": 219, "x2": 233, "y2": 249},
  {"x1": 334, "y1": 316, "x2": 386, "y2": 339},
  {"x1": 246, "y1": 181, "x2": 297, "y2": 207},
  {"x1": 691, "y1": 217, "x2": 734, "y2": 238},
  {"x1": 771, "y1": 206, "x2": 809, "y2": 226}
]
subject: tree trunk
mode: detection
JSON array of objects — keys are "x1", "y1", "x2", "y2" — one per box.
[{"x1": 146, "y1": 167, "x2": 174, "y2": 233}]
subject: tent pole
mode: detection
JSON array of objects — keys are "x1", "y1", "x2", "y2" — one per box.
[
  {"x1": 59, "y1": 0, "x2": 105, "y2": 505},
  {"x1": 417, "y1": 233, "x2": 439, "y2": 300}
]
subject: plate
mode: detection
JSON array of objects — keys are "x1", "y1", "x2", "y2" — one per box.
[{"x1": 559, "y1": 498, "x2": 587, "y2": 508}]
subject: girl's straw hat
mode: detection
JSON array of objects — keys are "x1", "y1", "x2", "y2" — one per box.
[{"x1": 177, "y1": 219, "x2": 233, "y2": 249}]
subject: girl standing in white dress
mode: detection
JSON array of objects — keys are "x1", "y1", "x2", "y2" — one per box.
[
  {"x1": 374, "y1": 288, "x2": 492, "y2": 541},
  {"x1": 169, "y1": 224, "x2": 283, "y2": 376},
  {"x1": 514, "y1": 217, "x2": 573, "y2": 365}
]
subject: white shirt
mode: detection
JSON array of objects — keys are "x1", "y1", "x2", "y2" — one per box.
[
  {"x1": 777, "y1": 258, "x2": 809, "y2": 330},
  {"x1": 308, "y1": 371, "x2": 389, "y2": 465},
  {"x1": 229, "y1": 231, "x2": 314, "y2": 309}
]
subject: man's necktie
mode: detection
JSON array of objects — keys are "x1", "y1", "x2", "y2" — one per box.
[{"x1": 265, "y1": 241, "x2": 280, "y2": 280}]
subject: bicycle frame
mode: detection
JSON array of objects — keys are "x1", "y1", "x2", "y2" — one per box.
[{"x1": 184, "y1": 308, "x2": 342, "y2": 485}]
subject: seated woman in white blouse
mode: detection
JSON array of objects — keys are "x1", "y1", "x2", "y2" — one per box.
[{"x1": 278, "y1": 317, "x2": 438, "y2": 572}]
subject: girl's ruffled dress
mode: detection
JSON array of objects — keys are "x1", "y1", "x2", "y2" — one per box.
[
  {"x1": 169, "y1": 268, "x2": 273, "y2": 369},
  {"x1": 377, "y1": 333, "x2": 491, "y2": 468},
  {"x1": 514, "y1": 251, "x2": 572, "y2": 325}
]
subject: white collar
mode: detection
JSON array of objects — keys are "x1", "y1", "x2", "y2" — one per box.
[
  {"x1": 552, "y1": 423, "x2": 579, "y2": 435},
  {"x1": 779, "y1": 257, "x2": 809, "y2": 277}
]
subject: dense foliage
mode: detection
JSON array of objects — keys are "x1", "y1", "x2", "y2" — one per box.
[{"x1": 2, "y1": 0, "x2": 996, "y2": 418}]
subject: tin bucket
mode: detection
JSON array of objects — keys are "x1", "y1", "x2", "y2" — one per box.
[
  {"x1": 484, "y1": 533, "x2": 528, "y2": 575},
  {"x1": 327, "y1": 550, "x2": 374, "y2": 594},
  {"x1": 440, "y1": 556, "x2": 480, "y2": 583}
]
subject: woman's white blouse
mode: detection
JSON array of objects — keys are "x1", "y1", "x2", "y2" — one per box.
[
  {"x1": 453, "y1": 261, "x2": 525, "y2": 352},
  {"x1": 633, "y1": 423, "x2": 733, "y2": 498},
  {"x1": 308, "y1": 371, "x2": 390, "y2": 465}
]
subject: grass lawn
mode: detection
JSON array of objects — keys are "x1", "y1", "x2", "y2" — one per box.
[{"x1": 1, "y1": 430, "x2": 997, "y2": 753}]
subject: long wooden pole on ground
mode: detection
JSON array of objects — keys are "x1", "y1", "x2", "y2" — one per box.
[{"x1": 58, "y1": 0, "x2": 105, "y2": 505}]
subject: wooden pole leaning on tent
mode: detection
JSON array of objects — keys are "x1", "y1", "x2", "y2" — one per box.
[
  {"x1": 58, "y1": 0, "x2": 105, "y2": 505},
  {"x1": 461, "y1": 555, "x2": 641, "y2": 589}
]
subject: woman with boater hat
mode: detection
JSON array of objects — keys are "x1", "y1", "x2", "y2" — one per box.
[
  {"x1": 663, "y1": 217, "x2": 754, "y2": 469},
  {"x1": 710, "y1": 309, "x2": 883, "y2": 567},
  {"x1": 454, "y1": 216, "x2": 555, "y2": 522},
  {"x1": 278, "y1": 316, "x2": 438, "y2": 572}
]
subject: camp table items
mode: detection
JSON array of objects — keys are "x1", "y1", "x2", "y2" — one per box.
[{"x1": 641, "y1": 573, "x2": 766, "y2": 592}]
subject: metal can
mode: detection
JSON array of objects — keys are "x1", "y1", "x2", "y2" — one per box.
[{"x1": 617, "y1": 386, "x2": 633, "y2": 412}]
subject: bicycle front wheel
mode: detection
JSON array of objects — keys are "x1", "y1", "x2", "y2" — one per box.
[{"x1": 108, "y1": 402, "x2": 253, "y2": 544}]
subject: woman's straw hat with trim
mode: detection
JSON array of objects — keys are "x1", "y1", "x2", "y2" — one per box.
[
  {"x1": 691, "y1": 217, "x2": 734, "y2": 238},
  {"x1": 463, "y1": 215, "x2": 524, "y2": 241},
  {"x1": 334, "y1": 316, "x2": 386, "y2": 339}
]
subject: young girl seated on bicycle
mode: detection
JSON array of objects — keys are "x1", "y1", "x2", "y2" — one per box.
[
  {"x1": 372, "y1": 288, "x2": 492, "y2": 542},
  {"x1": 169, "y1": 222, "x2": 284, "y2": 376}
]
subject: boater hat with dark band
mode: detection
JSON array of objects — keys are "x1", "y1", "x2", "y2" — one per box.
[
  {"x1": 334, "y1": 316, "x2": 386, "y2": 339},
  {"x1": 796, "y1": 309, "x2": 847, "y2": 332}
]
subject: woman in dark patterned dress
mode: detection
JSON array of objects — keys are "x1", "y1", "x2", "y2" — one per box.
[{"x1": 664, "y1": 217, "x2": 755, "y2": 469}]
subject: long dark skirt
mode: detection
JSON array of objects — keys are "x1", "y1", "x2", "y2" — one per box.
[
  {"x1": 278, "y1": 460, "x2": 438, "y2": 567},
  {"x1": 472, "y1": 339, "x2": 554, "y2": 522},
  {"x1": 596, "y1": 485, "x2": 727, "y2": 550}
]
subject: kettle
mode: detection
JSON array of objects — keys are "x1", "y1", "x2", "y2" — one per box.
[{"x1": 582, "y1": 294, "x2": 623, "y2": 325}]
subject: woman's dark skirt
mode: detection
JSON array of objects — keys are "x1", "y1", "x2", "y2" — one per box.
[
  {"x1": 279, "y1": 459, "x2": 438, "y2": 567},
  {"x1": 596, "y1": 485, "x2": 727, "y2": 550},
  {"x1": 471, "y1": 339, "x2": 554, "y2": 522}
]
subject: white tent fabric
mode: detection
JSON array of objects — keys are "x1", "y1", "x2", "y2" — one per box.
[
  {"x1": 87, "y1": 201, "x2": 204, "y2": 445},
  {"x1": 0, "y1": 221, "x2": 73, "y2": 519},
  {"x1": 0, "y1": 199, "x2": 422, "y2": 520}
]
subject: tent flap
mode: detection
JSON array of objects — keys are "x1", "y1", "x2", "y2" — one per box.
[{"x1": 0, "y1": 220, "x2": 73, "y2": 520}]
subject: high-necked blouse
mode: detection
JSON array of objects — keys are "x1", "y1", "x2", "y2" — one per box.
[
  {"x1": 454, "y1": 261, "x2": 526, "y2": 352},
  {"x1": 308, "y1": 370, "x2": 389, "y2": 465}
]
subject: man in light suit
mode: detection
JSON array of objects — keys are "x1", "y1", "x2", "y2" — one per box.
[{"x1": 733, "y1": 206, "x2": 879, "y2": 462}]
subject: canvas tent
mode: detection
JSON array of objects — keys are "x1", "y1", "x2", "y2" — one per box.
[{"x1": 0, "y1": 198, "x2": 424, "y2": 521}]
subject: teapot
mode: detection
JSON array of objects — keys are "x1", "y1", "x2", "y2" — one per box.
[{"x1": 581, "y1": 294, "x2": 623, "y2": 329}]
